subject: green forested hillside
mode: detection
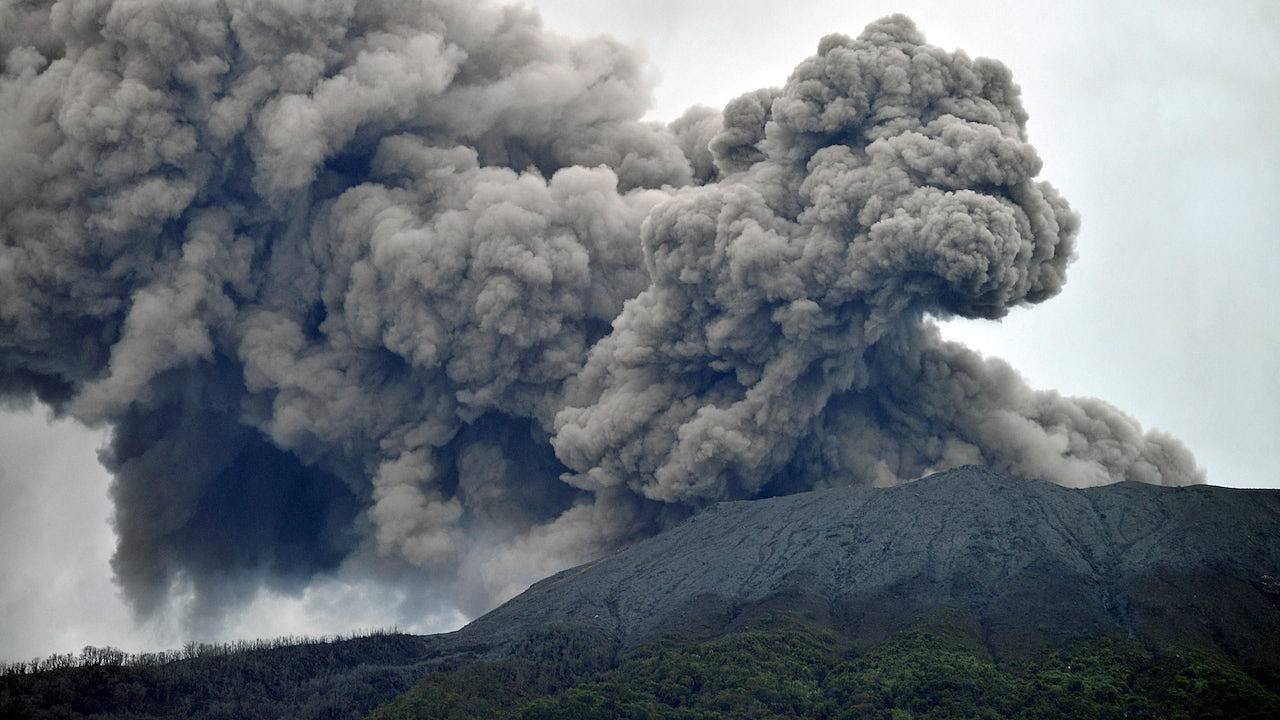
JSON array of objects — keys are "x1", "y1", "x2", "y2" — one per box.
[{"x1": 368, "y1": 621, "x2": 1280, "y2": 720}]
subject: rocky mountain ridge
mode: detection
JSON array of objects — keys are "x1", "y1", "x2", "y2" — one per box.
[{"x1": 455, "y1": 466, "x2": 1280, "y2": 677}]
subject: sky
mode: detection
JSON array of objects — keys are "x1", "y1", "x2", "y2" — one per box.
[{"x1": 1, "y1": 0, "x2": 1277, "y2": 662}]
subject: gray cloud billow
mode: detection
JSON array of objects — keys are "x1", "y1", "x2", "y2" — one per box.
[{"x1": 0, "y1": 2, "x2": 1203, "y2": 626}]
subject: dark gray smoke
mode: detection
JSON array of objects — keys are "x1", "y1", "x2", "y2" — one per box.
[{"x1": 0, "y1": 1, "x2": 1202, "y2": 627}]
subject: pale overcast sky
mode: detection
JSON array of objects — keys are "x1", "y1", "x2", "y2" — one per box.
[{"x1": 1, "y1": 0, "x2": 1276, "y2": 661}]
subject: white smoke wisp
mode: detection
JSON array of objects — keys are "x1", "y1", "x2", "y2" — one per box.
[{"x1": 0, "y1": 2, "x2": 1202, "y2": 629}]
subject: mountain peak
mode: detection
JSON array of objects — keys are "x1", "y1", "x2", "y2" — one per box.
[{"x1": 456, "y1": 466, "x2": 1280, "y2": 677}]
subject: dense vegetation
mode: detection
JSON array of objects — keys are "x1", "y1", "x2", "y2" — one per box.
[
  {"x1": 0, "y1": 630, "x2": 435, "y2": 720},
  {"x1": 369, "y1": 621, "x2": 1280, "y2": 720},
  {"x1": 6, "y1": 619, "x2": 1278, "y2": 719}
]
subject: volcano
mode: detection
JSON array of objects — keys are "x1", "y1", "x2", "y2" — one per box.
[
  {"x1": 456, "y1": 465, "x2": 1280, "y2": 669},
  {"x1": 7, "y1": 466, "x2": 1280, "y2": 719}
]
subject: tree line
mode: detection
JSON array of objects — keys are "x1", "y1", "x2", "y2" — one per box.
[{"x1": 0, "y1": 628, "x2": 402, "y2": 676}]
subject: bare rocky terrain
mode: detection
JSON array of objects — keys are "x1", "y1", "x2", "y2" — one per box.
[{"x1": 456, "y1": 466, "x2": 1280, "y2": 677}]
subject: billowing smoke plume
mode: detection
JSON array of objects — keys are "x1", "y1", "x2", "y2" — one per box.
[{"x1": 0, "y1": 1, "x2": 1202, "y2": 627}]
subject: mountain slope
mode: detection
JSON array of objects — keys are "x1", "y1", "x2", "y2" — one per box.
[
  {"x1": 371, "y1": 625, "x2": 1280, "y2": 720},
  {"x1": 457, "y1": 466, "x2": 1280, "y2": 675},
  {"x1": 367, "y1": 466, "x2": 1280, "y2": 719}
]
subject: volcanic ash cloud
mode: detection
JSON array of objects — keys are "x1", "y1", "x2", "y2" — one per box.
[{"x1": 0, "y1": 1, "x2": 1203, "y2": 626}]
